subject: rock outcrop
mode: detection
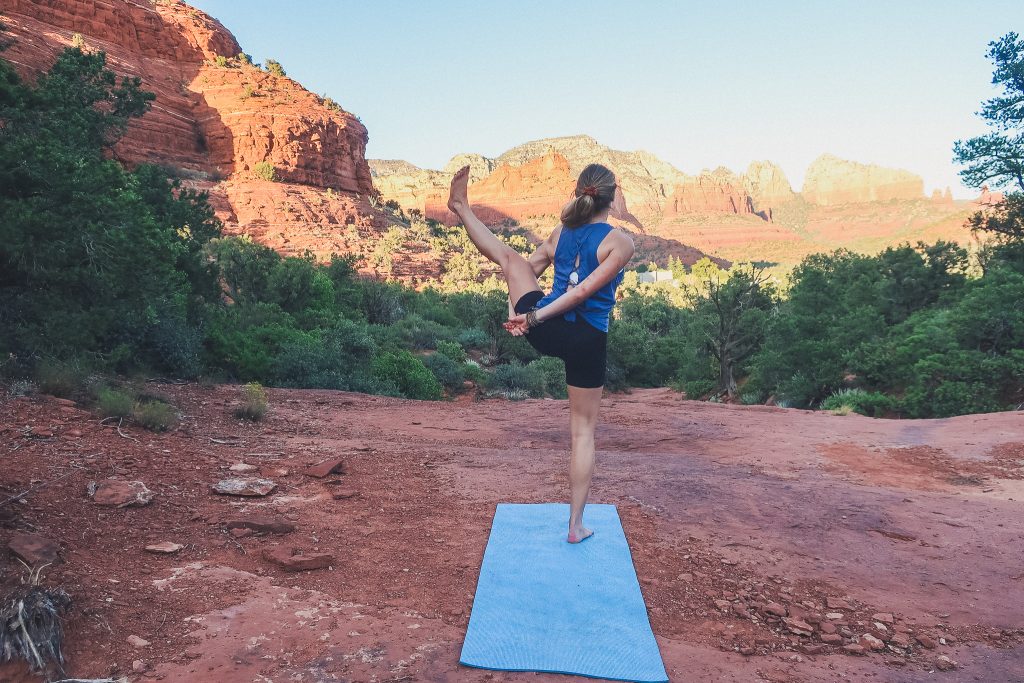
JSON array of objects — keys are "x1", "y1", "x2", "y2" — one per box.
[
  {"x1": 2, "y1": 0, "x2": 383, "y2": 267},
  {"x1": 368, "y1": 160, "x2": 450, "y2": 215},
  {"x1": 665, "y1": 169, "x2": 756, "y2": 216},
  {"x1": 802, "y1": 154, "x2": 924, "y2": 205},
  {"x1": 425, "y1": 151, "x2": 575, "y2": 225},
  {"x1": 742, "y1": 161, "x2": 795, "y2": 215},
  {"x1": 975, "y1": 185, "x2": 1006, "y2": 206}
]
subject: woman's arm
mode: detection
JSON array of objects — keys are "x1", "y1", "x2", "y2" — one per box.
[{"x1": 526, "y1": 229, "x2": 557, "y2": 276}]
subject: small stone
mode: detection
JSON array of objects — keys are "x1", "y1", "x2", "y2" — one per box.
[
  {"x1": 222, "y1": 516, "x2": 295, "y2": 534},
  {"x1": 132, "y1": 660, "x2": 148, "y2": 673},
  {"x1": 842, "y1": 644, "x2": 865, "y2": 655},
  {"x1": 67, "y1": 429, "x2": 84, "y2": 437},
  {"x1": 827, "y1": 597, "x2": 851, "y2": 609},
  {"x1": 783, "y1": 617, "x2": 814, "y2": 636},
  {"x1": 800, "y1": 644, "x2": 826, "y2": 656},
  {"x1": 714, "y1": 599, "x2": 731, "y2": 610},
  {"x1": 305, "y1": 458, "x2": 346, "y2": 478},
  {"x1": 8, "y1": 533, "x2": 60, "y2": 566},
  {"x1": 739, "y1": 646, "x2": 755, "y2": 656},
  {"x1": 144, "y1": 542, "x2": 183, "y2": 554},
  {"x1": 889, "y1": 632, "x2": 912, "y2": 648},
  {"x1": 678, "y1": 573, "x2": 693, "y2": 582},
  {"x1": 92, "y1": 480, "x2": 154, "y2": 507},
  {"x1": 52, "y1": 398, "x2": 76, "y2": 407},
  {"x1": 764, "y1": 602, "x2": 788, "y2": 617},
  {"x1": 826, "y1": 612, "x2": 844, "y2": 620},
  {"x1": 917, "y1": 634, "x2": 937, "y2": 649},
  {"x1": 821, "y1": 633, "x2": 843, "y2": 644},
  {"x1": 860, "y1": 634, "x2": 885, "y2": 651},
  {"x1": 212, "y1": 478, "x2": 276, "y2": 497},
  {"x1": 29, "y1": 426, "x2": 54, "y2": 438},
  {"x1": 872, "y1": 612, "x2": 894, "y2": 624},
  {"x1": 331, "y1": 489, "x2": 359, "y2": 500},
  {"x1": 263, "y1": 547, "x2": 334, "y2": 572},
  {"x1": 127, "y1": 635, "x2": 150, "y2": 648},
  {"x1": 935, "y1": 655, "x2": 957, "y2": 671},
  {"x1": 228, "y1": 463, "x2": 258, "y2": 473},
  {"x1": 820, "y1": 622, "x2": 837, "y2": 635}
]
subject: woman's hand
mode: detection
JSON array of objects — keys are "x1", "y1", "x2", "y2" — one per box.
[{"x1": 504, "y1": 314, "x2": 530, "y2": 336}]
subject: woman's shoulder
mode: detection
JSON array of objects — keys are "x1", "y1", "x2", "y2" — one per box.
[{"x1": 601, "y1": 225, "x2": 636, "y2": 251}]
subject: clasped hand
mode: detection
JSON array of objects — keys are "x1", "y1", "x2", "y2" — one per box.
[{"x1": 503, "y1": 314, "x2": 530, "y2": 336}]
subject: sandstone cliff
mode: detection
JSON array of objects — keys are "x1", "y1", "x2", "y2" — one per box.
[
  {"x1": 665, "y1": 169, "x2": 756, "y2": 217},
  {"x1": 425, "y1": 151, "x2": 575, "y2": 225},
  {"x1": 742, "y1": 161, "x2": 795, "y2": 215},
  {"x1": 1, "y1": 0, "x2": 391, "y2": 270},
  {"x1": 802, "y1": 154, "x2": 924, "y2": 205}
]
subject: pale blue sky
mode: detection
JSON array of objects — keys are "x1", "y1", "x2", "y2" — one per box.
[{"x1": 190, "y1": 1, "x2": 1022, "y2": 197}]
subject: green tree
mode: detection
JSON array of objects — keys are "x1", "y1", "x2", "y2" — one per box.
[
  {"x1": 954, "y1": 32, "x2": 1024, "y2": 239},
  {"x1": 685, "y1": 264, "x2": 776, "y2": 397},
  {"x1": 265, "y1": 59, "x2": 286, "y2": 77},
  {"x1": 0, "y1": 48, "x2": 219, "y2": 376}
]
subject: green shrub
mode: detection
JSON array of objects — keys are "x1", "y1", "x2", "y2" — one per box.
[
  {"x1": 820, "y1": 388, "x2": 894, "y2": 417},
  {"x1": 132, "y1": 400, "x2": 178, "y2": 431},
  {"x1": 528, "y1": 356, "x2": 567, "y2": 399},
  {"x1": 213, "y1": 55, "x2": 229, "y2": 68},
  {"x1": 486, "y1": 362, "x2": 545, "y2": 399},
  {"x1": 97, "y1": 386, "x2": 134, "y2": 418},
  {"x1": 235, "y1": 382, "x2": 268, "y2": 420},
  {"x1": 424, "y1": 352, "x2": 466, "y2": 394},
  {"x1": 457, "y1": 328, "x2": 490, "y2": 350},
  {"x1": 391, "y1": 313, "x2": 455, "y2": 350},
  {"x1": 371, "y1": 351, "x2": 442, "y2": 400},
  {"x1": 34, "y1": 359, "x2": 87, "y2": 398},
  {"x1": 254, "y1": 161, "x2": 276, "y2": 181},
  {"x1": 435, "y1": 339, "x2": 468, "y2": 364},
  {"x1": 682, "y1": 379, "x2": 716, "y2": 399},
  {"x1": 265, "y1": 59, "x2": 286, "y2": 77}
]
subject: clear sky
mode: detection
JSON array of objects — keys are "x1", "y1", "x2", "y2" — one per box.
[{"x1": 189, "y1": 1, "x2": 1022, "y2": 198}]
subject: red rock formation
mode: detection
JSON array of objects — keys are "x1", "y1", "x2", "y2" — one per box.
[
  {"x1": 975, "y1": 185, "x2": 1006, "y2": 206},
  {"x1": 425, "y1": 151, "x2": 575, "y2": 225},
  {"x1": 665, "y1": 169, "x2": 756, "y2": 216},
  {"x1": 2, "y1": 0, "x2": 396, "y2": 273},
  {"x1": 802, "y1": 154, "x2": 924, "y2": 205},
  {"x1": 2, "y1": 0, "x2": 371, "y2": 191}
]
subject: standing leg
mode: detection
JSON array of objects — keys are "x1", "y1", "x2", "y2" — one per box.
[
  {"x1": 448, "y1": 166, "x2": 539, "y2": 305},
  {"x1": 567, "y1": 384, "x2": 603, "y2": 542}
]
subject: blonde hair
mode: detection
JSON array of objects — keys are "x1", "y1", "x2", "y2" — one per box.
[{"x1": 560, "y1": 164, "x2": 616, "y2": 229}]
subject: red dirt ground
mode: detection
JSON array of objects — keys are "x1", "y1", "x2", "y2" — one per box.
[{"x1": 1, "y1": 386, "x2": 1022, "y2": 683}]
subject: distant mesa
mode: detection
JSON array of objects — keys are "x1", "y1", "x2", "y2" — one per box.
[
  {"x1": 931, "y1": 187, "x2": 955, "y2": 204},
  {"x1": 802, "y1": 154, "x2": 924, "y2": 205},
  {"x1": 664, "y1": 169, "x2": 756, "y2": 217},
  {"x1": 425, "y1": 151, "x2": 574, "y2": 225},
  {"x1": 370, "y1": 140, "x2": 943, "y2": 233}
]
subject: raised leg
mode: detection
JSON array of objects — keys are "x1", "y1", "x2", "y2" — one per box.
[
  {"x1": 448, "y1": 166, "x2": 540, "y2": 305},
  {"x1": 567, "y1": 384, "x2": 603, "y2": 543}
]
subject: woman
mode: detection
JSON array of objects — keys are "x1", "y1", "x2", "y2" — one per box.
[{"x1": 446, "y1": 163, "x2": 636, "y2": 543}]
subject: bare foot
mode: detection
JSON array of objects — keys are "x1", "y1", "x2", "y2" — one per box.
[
  {"x1": 447, "y1": 165, "x2": 470, "y2": 214},
  {"x1": 567, "y1": 526, "x2": 593, "y2": 544}
]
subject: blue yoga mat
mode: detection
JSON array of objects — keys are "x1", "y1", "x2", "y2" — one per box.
[{"x1": 460, "y1": 503, "x2": 668, "y2": 683}]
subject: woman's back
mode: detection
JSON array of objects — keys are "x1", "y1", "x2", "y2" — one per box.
[{"x1": 537, "y1": 222, "x2": 624, "y2": 332}]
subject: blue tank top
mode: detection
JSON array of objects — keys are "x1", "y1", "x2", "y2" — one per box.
[{"x1": 536, "y1": 222, "x2": 624, "y2": 332}]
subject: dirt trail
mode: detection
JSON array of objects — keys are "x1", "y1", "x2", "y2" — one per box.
[{"x1": 1, "y1": 386, "x2": 1022, "y2": 683}]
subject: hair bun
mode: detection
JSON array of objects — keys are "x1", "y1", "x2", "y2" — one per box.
[{"x1": 580, "y1": 185, "x2": 599, "y2": 197}]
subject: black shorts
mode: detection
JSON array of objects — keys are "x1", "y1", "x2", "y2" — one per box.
[{"x1": 514, "y1": 290, "x2": 608, "y2": 389}]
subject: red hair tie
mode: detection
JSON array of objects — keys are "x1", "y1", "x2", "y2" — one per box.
[{"x1": 580, "y1": 185, "x2": 598, "y2": 197}]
